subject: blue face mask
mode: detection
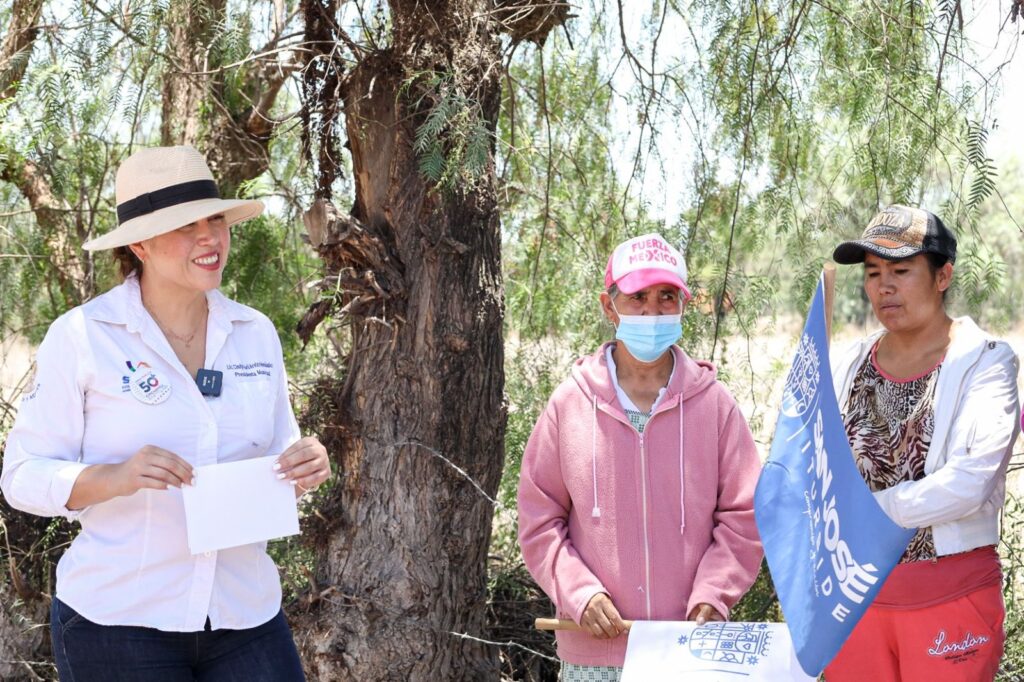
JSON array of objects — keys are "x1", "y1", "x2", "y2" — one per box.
[{"x1": 613, "y1": 309, "x2": 682, "y2": 363}]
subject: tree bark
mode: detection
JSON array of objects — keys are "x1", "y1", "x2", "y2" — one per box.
[
  {"x1": 159, "y1": 0, "x2": 223, "y2": 148},
  {"x1": 0, "y1": 1, "x2": 90, "y2": 308},
  {"x1": 160, "y1": 0, "x2": 294, "y2": 197},
  {"x1": 292, "y1": 3, "x2": 511, "y2": 679},
  {"x1": 0, "y1": 158, "x2": 91, "y2": 307},
  {"x1": 0, "y1": 0, "x2": 44, "y2": 101}
]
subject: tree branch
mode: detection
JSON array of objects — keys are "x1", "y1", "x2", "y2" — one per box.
[
  {"x1": 0, "y1": 0, "x2": 44, "y2": 101},
  {"x1": 0, "y1": 158, "x2": 89, "y2": 307}
]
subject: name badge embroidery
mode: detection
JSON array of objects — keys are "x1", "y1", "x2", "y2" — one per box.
[
  {"x1": 226, "y1": 361, "x2": 273, "y2": 379},
  {"x1": 124, "y1": 360, "x2": 171, "y2": 405}
]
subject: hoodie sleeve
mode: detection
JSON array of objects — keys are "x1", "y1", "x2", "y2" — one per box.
[
  {"x1": 686, "y1": 400, "x2": 764, "y2": 619},
  {"x1": 873, "y1": 342, "x2": 1020, "y2": 528},
  {"x1": 517, "y1": 402, "x2": 606, "y2": 625}
]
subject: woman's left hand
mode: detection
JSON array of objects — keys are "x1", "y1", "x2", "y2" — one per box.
[
  {"x1": 274, "y1": 436, "x2": 331, "y2": 497},
  {"x1": 687, "y1": 603, "x2": 725, "y2": 626}
]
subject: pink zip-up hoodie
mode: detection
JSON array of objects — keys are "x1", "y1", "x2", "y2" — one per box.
[{"x1": 517, "y1": 342, "x2": 764, "y2": 666}]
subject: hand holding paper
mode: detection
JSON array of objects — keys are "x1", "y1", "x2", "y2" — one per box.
[
  {"x1": 273, "y1": 436, "x2": 331, "y2": 495},
  {"x1": 687, "y1": 603, "x2": 725, "y2": 626},
  {"x1": 181, "y1": 455, "x2": 300, "y2": 555}
]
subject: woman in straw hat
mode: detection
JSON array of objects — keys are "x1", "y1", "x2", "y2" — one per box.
[
  {"x1": 517, "y1": 233, "x2": 763, "y2": 680},
  {"x1": 825, "y1": 205, "x2": 1019, "y2": 681},
  {"x1": 1, "y1": 146, "x2": 328, "y2": 680}
]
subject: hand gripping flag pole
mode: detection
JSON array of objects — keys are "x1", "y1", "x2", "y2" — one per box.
[{"x1": 754, "y1": 265, "x2": 915, "y2": 677}]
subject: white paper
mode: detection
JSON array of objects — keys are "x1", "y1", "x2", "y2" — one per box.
[
  {"x1": 621, "y1": 621, "x2": 815, "y2": 682},
  {"x1": 181, "y1": 456, "x2": 300, "y2": 555}
]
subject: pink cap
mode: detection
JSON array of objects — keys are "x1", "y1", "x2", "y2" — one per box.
[{"x1": 604, "y1": 233, "x2": 691, "y2": 298}]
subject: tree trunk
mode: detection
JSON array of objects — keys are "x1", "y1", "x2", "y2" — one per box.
[
  {"x1": 0, "y1": 0, "x2": 91, "y2": 308},
  {"x1": 160, "y1": 1, "x2": 224, "y2": 147},
  {"x1": 0, "y1": 0, "x2": 44, "y2": 101},
  {"x1": 292, "y1": 3, "x2": 510, "y2": 679},
  {"x1": 160, "y1": 0, "x2": 289, "y2": 197}
]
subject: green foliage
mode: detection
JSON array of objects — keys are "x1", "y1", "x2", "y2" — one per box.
[
  {"x1": 409, "y1": 70, "x2": 494, "y2": 193},
  {"x1": 499, "y1": 39, "x2": 628, "y2": 347},
  {"x1": 499, "y1": 341, "x2": 577, "y2": 511},
  {"x1": 0, "y1": 1, "x2": 314, "y2": 362},
  {"x1": 955, "y1": 245, "x2": 1006, "y2": 317},
  {"x1": 964, "y1": 121, "x2": 998, "y2": 223},
  {"x1": 730, "y1": 561, "x2": 783, "y2": 624},
  {"x1": 2, "y1": 1, "x2": 1023, "y2": 677},
  {"x1": 221, "y1": 215, "x2": 318, "y2": 368},
  {"x1": 490, "y1": 5, "x2": 1023, "y2": 676},
  {"x1": 999, "y1": 493, "x2": 1024, "y2": 680},
  {"x1": 267, "y1": 530, "x2": 315, "y2": 604}
]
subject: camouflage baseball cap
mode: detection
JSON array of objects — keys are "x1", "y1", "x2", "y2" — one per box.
[{"x1": 833, "y1": 205, "x2": 957, "y2": 264}]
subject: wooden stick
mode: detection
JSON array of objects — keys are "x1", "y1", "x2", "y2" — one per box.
[
  {"x1": 534, "y1": 618, "x2": 635, "y2": 631},
  {"x1": 823, "y1": 262, "x2": 837, "y2": 346}
]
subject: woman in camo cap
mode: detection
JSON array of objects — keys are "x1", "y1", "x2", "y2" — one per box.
[{"x1": 826, "y1": 205, "x2": 1019, "y2": 681}]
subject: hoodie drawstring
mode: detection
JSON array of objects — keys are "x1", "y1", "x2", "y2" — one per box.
[
  {"x1": 678, "y1": 399, "x2": 686, "y2": 535},
  {"x1": 592, "y1": 394, "x2": 601, "y2": 518},
  {"x1": 590, "y1": 393, "x2": 684, "y2": 530}
]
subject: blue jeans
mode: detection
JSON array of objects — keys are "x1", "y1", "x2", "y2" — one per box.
[{"x1": 50, "y1": 598, "x2": 305, "y2": 682}]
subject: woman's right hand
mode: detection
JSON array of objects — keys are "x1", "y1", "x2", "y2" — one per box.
[
  {"x1": 67, "y1": 446, "x2": 193, "y2": 510},
  {"x1": 109, "y1": 446, "x2": 194, "y2": 496},
  {"x1": 580, "y1": 592, "x2": 627, "y2": 639}
]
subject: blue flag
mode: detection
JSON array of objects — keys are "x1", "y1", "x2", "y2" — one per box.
[{"x1": 754, "y1": 273, "x2": 915, "y2": 677}]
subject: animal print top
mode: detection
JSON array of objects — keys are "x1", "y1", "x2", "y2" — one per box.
[{"x1": 843, "y1": 343, "x2": 940, "y2": 563}]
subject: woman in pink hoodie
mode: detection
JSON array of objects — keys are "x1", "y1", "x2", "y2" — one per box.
[{"x1": 517, "y1": 233, "x2": 764, "y2": 679}]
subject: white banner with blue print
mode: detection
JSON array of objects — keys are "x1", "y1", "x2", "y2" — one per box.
[
  {"x1": 753, "y1": 272, "x2": 916, "y2": 676},
  {"x1": 621, "y1": 621, "x2": 813, "y2": 681}
]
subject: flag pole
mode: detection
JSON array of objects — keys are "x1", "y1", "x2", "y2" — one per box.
[
  {"x1": 823, "y1": 262, "x2": 836, "y2": 346},
  {"x1": 535, "y1": 618, "x2": 634, "y2": 631}
]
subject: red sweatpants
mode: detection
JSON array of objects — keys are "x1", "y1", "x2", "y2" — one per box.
[{"x1": 824, "y1": 583, "x2": 1004, "y2": 682}]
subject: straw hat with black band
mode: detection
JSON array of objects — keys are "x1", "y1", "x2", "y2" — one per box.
[{"x1": 83, "y1": 146, "x2": 264, "y2": 252}]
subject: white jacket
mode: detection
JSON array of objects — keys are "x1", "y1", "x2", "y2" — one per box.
[
  {"x1": 831, "y1": 317, "x2": 1020, "y2": 557},
  {"x1": 1, "y1": 277, "x2": 300, "y2": 631}
]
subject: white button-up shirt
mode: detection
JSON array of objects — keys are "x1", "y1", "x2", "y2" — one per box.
[{"x1": 1, "y1": 277, "x2": 300, "y2": 631}]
